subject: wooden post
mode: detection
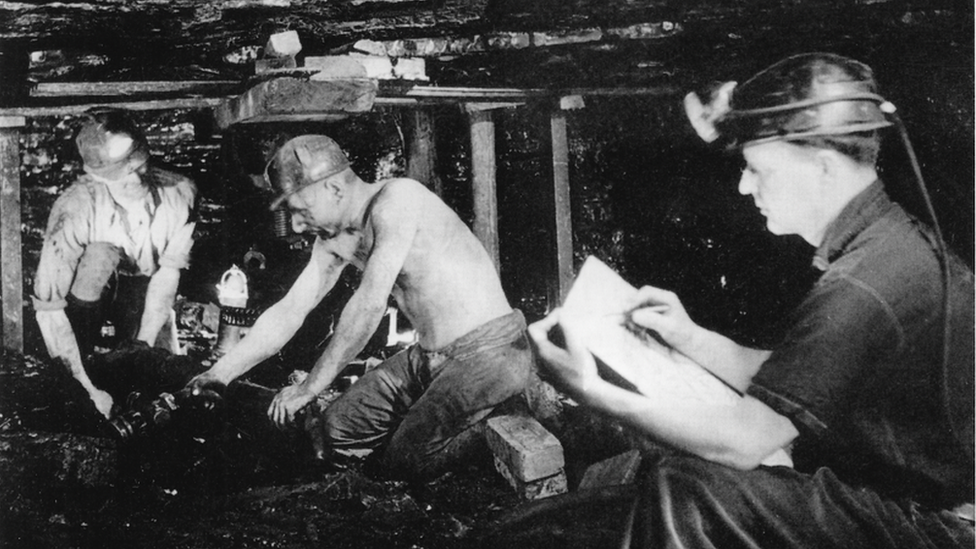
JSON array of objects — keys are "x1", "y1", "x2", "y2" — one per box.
[
  {"x1": 406, "y1": 108, "x2": 442, "y2": 195},
  {"x1": 550, "y1": 110, "x2": 574, "y2": 305},
  {"x1": 467, "y1": 106, "x2": 499, "y2": 270},
  {"x1": 0, "y1": 116, "x2": 25, "y2": 352}
]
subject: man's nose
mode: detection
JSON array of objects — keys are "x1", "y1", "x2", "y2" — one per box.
[
  {"x1": 738, "y1": 170, "x2": 755, "y2": 196},
  {"x1": 291, "y1": 214, "x2": 307, "y2": 233}
]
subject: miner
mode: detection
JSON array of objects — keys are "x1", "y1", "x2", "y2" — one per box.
[
  {"x1": 189, "y1": 134, "x2": 533, "y2": 480},
  {"x1": 33, "y1": 108, "x2": 197, "y2": 419},
  {"x1": 529, "y1": 53, "x2": 974, "y2": 547}
]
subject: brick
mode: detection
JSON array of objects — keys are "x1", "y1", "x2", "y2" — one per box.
[
  {"x1": 493, "y1": 456, "x2": 568, "y2": 500},
  {"x1": 485, "y1": 415, "x2": 564, "y2": 482},
  {"x1": 578, "y1": 449, "x2": 642, "y2": 490}
]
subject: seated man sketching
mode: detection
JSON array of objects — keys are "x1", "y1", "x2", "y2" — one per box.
[
  {"x1": 189, "y1": 135, "x2": 533, "y2": 479},
  {"x1": 529, "y1": 53, "x2": 973, "y2": 548}
]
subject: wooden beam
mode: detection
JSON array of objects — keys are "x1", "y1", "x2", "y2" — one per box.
[
  {"x1": 468, "y1": 108, "x2": 499, "y2": 270},
  {"x1": 30, "y1": 81, "x2": 241, "y2": 98},
  {"x1": 0, "y1": 81, "x2": 678, "y2": 119},
  {"x1": 550, "y1": 110, "x2": 573, "y2": 305},
  {"x1": 406, "y1": 108, "x2": 442, "y2": 196},
  {"x1": 0, "y1": 98, "x2": 224, "y2": 118},
  {"x1": 0, "y1": 116, "x2": 25, "y2": 352}
]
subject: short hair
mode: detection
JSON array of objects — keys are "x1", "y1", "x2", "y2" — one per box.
[{"x1": 790, "y1": 130, "x2": 881, "y2": 166}]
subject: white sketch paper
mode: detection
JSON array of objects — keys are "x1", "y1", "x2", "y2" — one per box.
[{"x1": 560, "y1": 256, "x2": 793, "y2": 468}]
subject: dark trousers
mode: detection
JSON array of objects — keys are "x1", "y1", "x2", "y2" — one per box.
[
  {"x1": 311, "y1": 310, "x2": 533, "y2": 480},
  {"x1": 63, "y1": 243, "x2": 169, "y2": 359},
  {"x1": 632, "y1": 456, "x2": 974, "y2": 549}
]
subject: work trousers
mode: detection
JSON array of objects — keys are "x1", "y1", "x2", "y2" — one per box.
[
  {"x1": 632, "y1": 456, "x2": 975, "y2": 549},
  {"x1": 64, "y1": 242, "x2": 173, "y2": 359},
  {"x1": 312, "y1": 310, "x2": 533, "y2": 480}
]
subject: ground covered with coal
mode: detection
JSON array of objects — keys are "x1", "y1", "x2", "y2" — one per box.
[{"x1": 0, "y1": 349, "x2": 639, "y2": 549}]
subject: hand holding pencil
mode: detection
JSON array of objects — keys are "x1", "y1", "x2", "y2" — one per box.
[{"x1": 622, "y1": 286, "x2": 697, "y2": 352}]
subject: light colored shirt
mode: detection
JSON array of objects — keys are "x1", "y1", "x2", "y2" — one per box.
[{"x1": 33, "y1": 167, "x2": 196, "y2": 311}]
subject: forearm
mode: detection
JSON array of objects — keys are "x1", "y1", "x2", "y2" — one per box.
[
  {"x1": 137, "y1": 266, "x2": 180, "y2": 345},
  {"x1": 301, "y1": 294, "x2": 388, "y2": 395},
  {"x1": 35, "y1": 309, "x2": 100, "y2": 394},
  {"x1": 207, "y1": 301, "x2": 306, "y2": 384},
  {"x1": 583, "y1": 379, "x2": 794, "y2": 469},
  {"x1": 680, "y1": 326, "x2": 772, "y2": 393}
]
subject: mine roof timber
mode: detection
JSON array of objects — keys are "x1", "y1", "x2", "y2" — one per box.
[{"x1": 3, "y1": 79, "x2": 679, "y2": 123}]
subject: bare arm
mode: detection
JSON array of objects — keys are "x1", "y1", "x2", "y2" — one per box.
[
  {"x1": 627, "y1": 286, "x2": 771, "y2": 392},
  {"x1": 269, "y1": 184, "x2": 419, "y2": 426},
  {"x1": 529, "y1": 310, "x2": 796, "y2": 469},
  {"x1": 589, "y1": 378, "x2": 794, "y2": 469},
  {"x1": 195, "y1": 238, "x2": 346, "y2": 386},
  {"x1": 141, "y1": 217, "x2": 196, "y2": 346},
  {"x1": 136, "y1": 265, "x2": 180, "y2": 346},
  {"x1": 33, "y1": 192, "x2": 113, "y2": 416},
  {"x1": 35, "y1": 309, "x2": 114, "y2": 418},
  {"x1": 684, "y1": 329, "x2": 772, "y2": 393}
]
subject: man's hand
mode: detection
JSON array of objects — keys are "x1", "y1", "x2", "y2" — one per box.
[
  {"x1": 527, "y1": 309, "x2": 601, "y2": 402},
  {"x1": 89, "y1": 387, "x2": 115, "y2": 419},
  {"x1": 186, "y1": 370, "x2": 227, "y2": 396},
  {"x1": 268, "y1": 384, "x2": 316, "y2": 428},
  {"x1": 625, "y1": 286, "x2": 697, "y2": 351}
]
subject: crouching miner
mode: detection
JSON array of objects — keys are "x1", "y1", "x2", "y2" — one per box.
[
  {"x1": 188, "y1": 135, "x2": 533, "y2": 480},
  {"x1": 529, "y1": 53, "x2": 974, "y2": 548},
  {"x1": 33, "y1": 109, "x2": 197, "y2": 419}
]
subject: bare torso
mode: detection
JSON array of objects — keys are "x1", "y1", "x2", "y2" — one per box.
[{"x1": 336, "y1": 178, "x2": 512, "y2": 350}]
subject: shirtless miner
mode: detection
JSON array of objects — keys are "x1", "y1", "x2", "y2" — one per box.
[{"x1": 188, "y1": 135, "x2": 533, "y2": 479}]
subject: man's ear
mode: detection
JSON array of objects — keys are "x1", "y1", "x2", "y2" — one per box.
[
  {"x1": 322, "y1": 177, "x2": 343, "y2": 200},
  {"x1": 814, "y1": 148, "x2": 845, "y2": 184}
]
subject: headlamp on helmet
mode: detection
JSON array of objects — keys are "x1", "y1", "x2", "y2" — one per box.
[
  {"x1": 685, "y1": 53, "x2": 897, "y2": 148},
  {"x1": 75, "y1": 108, "x2": 150, "y2": 180}
]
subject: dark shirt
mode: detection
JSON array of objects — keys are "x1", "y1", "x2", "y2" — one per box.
[{"x1": 748, "y1": 181, "x2": 974, "y2": 508}]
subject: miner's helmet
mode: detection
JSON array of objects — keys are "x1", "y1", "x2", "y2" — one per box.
[
  {"x1": 262, "y1": 135, "x2": 351, "y2": 211},
  {"x1": 685, "y1": 52, "x2": 896, "y2": 148},
  {"x1": 75, "y1": 108, "x2": 151, "y2": 180}
]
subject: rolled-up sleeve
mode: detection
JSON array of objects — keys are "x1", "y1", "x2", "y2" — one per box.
[
  {"x1": 158, "y1": 221, "x2": 195, "y2": 270},
  {"x1": 156, "y1": 174, "x2": 197, "y2": 270},
  {"x1": 33, "y1": 189, "x2": 91, "y2": 311}
]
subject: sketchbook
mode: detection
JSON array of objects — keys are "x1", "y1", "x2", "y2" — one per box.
[{"x1": 560, "y1": 256, "x2": 793, "y2": 468}]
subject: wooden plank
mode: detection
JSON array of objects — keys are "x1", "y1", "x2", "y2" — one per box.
[
  {"x1": 0, "y1": 98, "x2": 224, "y2": 118},
  {"x1": 397, "y1": 85, "x2": 676, "y2": 100},
  {"x1": 0, "y1": 83, "x2": 677, "y2": 119},
  {"x1": 406, "y1": 108, "x2": 442, "y2": 196},
  {"x1": 550, "y1": 110, "x2": 574, "y2": 305},
  {"x1": 214, "y1": 77, "x2": 377, "y2": 129},
  {"x1": 0, "y1": 118, "x2": 24, "y2": 352},
  {"x1": 468, "y1": 108, "x2": 499, "y2": 269},
  {"x1": 0, "y1": 117, "x2": 26, "y2": 128},
  {"x1": 31, "y1": 81, "x2": 241, "y2": 97}
]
